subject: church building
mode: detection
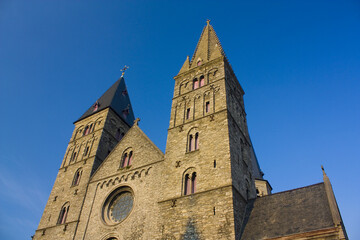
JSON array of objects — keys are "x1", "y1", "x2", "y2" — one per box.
[{"x1": 33, "y1": 22, "x2": 348, "y2": 240}]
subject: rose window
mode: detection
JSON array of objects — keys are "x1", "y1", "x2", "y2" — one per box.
[{"x1": 102, "y1": 187, "x2": 134, "y2": 225}]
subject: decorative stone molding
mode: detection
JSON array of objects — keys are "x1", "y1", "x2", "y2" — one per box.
[{"x1": 99, "y1": 166, "x2": 152, "y2": 189}]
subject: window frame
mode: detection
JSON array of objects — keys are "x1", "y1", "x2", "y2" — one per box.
[
  {"x1": 72, "y1": 168, "x2": 82, "y2": 186},
  {"x1": 57, "y1": 203, "x2": 70, "y2": 225},
  {"x1": 120, "y1": 149, "x2": 133, "y2": 168},
  {"x1": 183, "y1": 169, "x2": 197, "y2": 196},
  {"x1": 199, "y1": 75, "x2": 205, "y2": 87},
  {"x1": 193, "y1": 78, "x2": 199, "y2": 90}
]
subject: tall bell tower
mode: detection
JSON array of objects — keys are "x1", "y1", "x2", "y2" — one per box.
[
  {"x1": 160, "y1": 21, "x2": 265, "y2": 239},
  {"x1": 34, "y1": 77, "x2": 135, "y2": 239}
]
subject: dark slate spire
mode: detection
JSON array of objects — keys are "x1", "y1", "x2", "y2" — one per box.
[{"x1": 75, "y1": 77, "x2": 135, "y2": 126}]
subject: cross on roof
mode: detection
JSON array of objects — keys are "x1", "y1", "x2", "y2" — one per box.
[
  {"x1": 121, "y1": 65, "x2": 129, "y2": 77},
  {"x1": 134, "y1": 118, "x2": 140, "y2": 126}
]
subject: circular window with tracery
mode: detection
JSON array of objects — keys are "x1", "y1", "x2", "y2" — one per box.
[{"x1": 102, "y1": 187, "x2": 134, "y2": 225}]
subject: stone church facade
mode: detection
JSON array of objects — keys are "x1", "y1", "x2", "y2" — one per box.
[{"x1": 33, "y1": 22, "x2": 348, "y2": 240}]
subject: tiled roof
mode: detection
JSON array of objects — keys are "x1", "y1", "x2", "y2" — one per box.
[
  {"x1": 75, "y1": 77, "x2": 135, "y2": 126},
  {"x1": 241, "y1": 183, "x2": 334, "y2": 240}
]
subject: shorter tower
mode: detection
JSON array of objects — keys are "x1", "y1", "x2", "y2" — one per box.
[{"x1": 33, "y1": 77, "x2": 135, "y2": 239}]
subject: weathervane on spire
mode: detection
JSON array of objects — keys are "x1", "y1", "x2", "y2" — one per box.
[
  {"x1": 206, "y1": 19, "x2": 211, "y2": 25},
  {"x1": 121, "y1": 65, "x2": 129, "y2": 77}
]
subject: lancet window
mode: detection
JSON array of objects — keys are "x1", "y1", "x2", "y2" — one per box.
[
  {"x1": 70, "y1": 151, "x2": 77, "y2": 162},
  {"x1": 199, "y1": 75, "x2": 205, "y2": 87},
  {"x1": 183, "y1": 170, "x2": 197, "y2": 195},
  {"x1": 84, "y1": 146, "x2": 89, "y2": 156},
  {"x1": 93, "y1": 101, "x2": 99, "y2": 112},
  {"x1": 120, "y1": 149, "x2": 133, "y2": 168},
  {"x1": 83, "y1": 123, "x2": 93, "y2": 136},
  {"x1": 57, "y1": 203, "x2": 69, "y2": 225},
  {"x1": 72, "y1": 168, "x2": 82, "y2": 186},
  {"x1": 187, "y1": 129, "x2": 199, "y2": 152},
  {"x1": 186, "y1": 108, "x2": 191, "y2": 120},
  {"x1": 193, "y1": 78, "x2": 199, "y2": 90},
  {"x1": 193, "y1": 75, "x2": 205, "y2": 90}
]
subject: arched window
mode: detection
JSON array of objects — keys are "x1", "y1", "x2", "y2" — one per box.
[
  {"x1": 199, "y1": 75, "x2": 205, "y2": 87},
  {"x1": 193, "y1": 78, "x2": 199, "y2": 90},
  {"x1": 120, "y1": 149, "x2": 133, "y2": 168},
  {"x1": 187, "y1": 128, "x2": 199, "y2": 152},
  {"x1": 183, "y1": 169, "x2": 197, "y2": 195},
  {"x1": 93, "y1": 101, "x2": 99, "y2": 112},
  {"x1": 205, "y1": 101, "x2": 210, "y2": 113},
  {"x1": 72, "y1": 168, "x2": 82, "y2": 186},
  {"x1": 127, "y1": 151, "x2": 133, "y2": 166},
  {"x1": 194, "y1": 133, "x2": 199, "y2": 150},
  {"x1": 186, "y1": 108, "x2": 190, "y2": 120},
  {"x1": 191, "y1": 172, "x2": 197, "y2": 194},
  {"x1": 57, "y1": 203, "x2": 69, "y2": 225},
  {"x1": 184, "y1": 174, "x2": 190, "y2": 195},
  {"x1": 70, "y1": 151, "x2": 77, "y2": 162},
  {"x1": 121, "y1": 153, "x2": 128, "y2": 168},
  {"x1": 83, "y1": 123, "x2": 93, "y2": 136},
  {"x1": 84, "y1": 146, "x2": 89, "y2": 156},
  {"x1": 189, "y1": 135, "x2": 193, "y2": 151},
  {"x1": 83, "y1": 126, "x2": 89, "y2": 136}
]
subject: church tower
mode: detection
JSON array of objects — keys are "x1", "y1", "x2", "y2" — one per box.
[
  {"x1": 33, "y1": 77, "x2": 135, "y2": 239},
  {"x1": 32, "y1": 22, "x2": 348, "y2": 240},
  {"x1": 160, "y1": 21, "x2": 266, "y2": 239}
]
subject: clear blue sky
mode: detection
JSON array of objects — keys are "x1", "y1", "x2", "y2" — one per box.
[{"x1": 0, "y1": 1, "x2": 359, "y2": 239}]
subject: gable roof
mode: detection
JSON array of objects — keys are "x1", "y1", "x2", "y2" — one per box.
[
  {"x1": 74, "y1": 77, "x2": 135, "y2": 126},
  {"x1": 90, "y1": 124, "x2": 164, "y2": 183},
  {"x1": 241, "y1": 183, "x2": 335, "y2": 240}
]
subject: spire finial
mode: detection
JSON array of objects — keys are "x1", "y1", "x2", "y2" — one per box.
[
  {"x1": 120, "y1": 65, "x2": 129, "y2": 77},
  {"x1": 321, "y1": 165, "x2": 326, "y2": 176},
  {"x1": 206, "y1": 19, "x2": 211, "y2": 25}
]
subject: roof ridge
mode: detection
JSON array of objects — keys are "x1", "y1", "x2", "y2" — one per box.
[
  {"x1": 133, "y1": 125, "x2": 165, "y2": 156},
  {"x1": 209, "y1": 24, "x2": 226, "y2": 57},
  {"x1": 256, "y1": 182, "x2": 324, "y2": 199},
  {"x1": 190, "y1": 25, "x2": 207, "y2": 65},
  {"x1": 207, "y1": 24, "x2": 210, "y2": 60}
]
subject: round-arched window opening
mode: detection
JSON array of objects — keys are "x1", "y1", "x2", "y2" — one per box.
[{"x1": 102, "y1": 187, "x2": 134, "y2": 225}]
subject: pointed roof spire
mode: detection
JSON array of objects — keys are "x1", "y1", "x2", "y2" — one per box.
[
  {"x1": 178, "y1": 56, "x2": 190, "y2": 74},
  {"x1": 321, "y1": 165, "x2": 342, "y2": 227},
  {"x1": 74, "y1": 77, "x2": 135, "y2": 126},
  {"x1": 190, "y1": 20, "x2": 226, "y2": 67},
  {"x1": 321, "y1": 165, "x2": 327, "y2": 177}
]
